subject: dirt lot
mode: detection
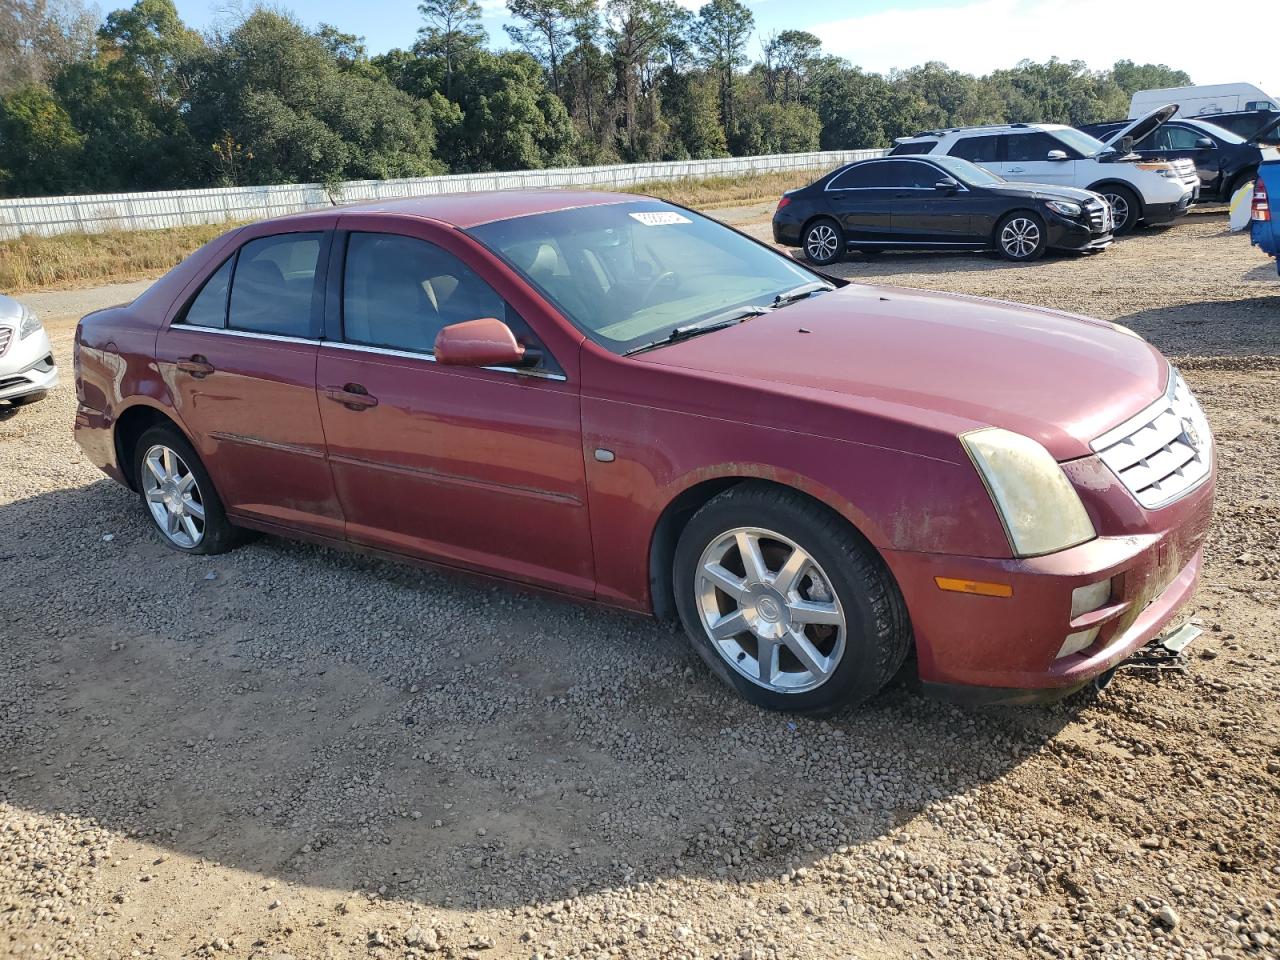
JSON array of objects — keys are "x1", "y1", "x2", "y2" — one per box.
[{"x1": 2, "y1": 207, "x2": 1279, "y2": 960}]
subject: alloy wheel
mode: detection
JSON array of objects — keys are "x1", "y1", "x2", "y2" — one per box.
[
  {"x1": 1000, "y1": 217, "x2": 1041, "y2": 259},
  {"x1": 141, "y1": 444, "x2": 206, "y2": 548},
  {"x1": 694, "y1": 527, "x2": 846, "y2": 694},
  {"x1": 805, "y1": 224, "x2": 839, "y2": 262},
  {"x1": 1103, "y1": 193, "x2": 1129, "y2": 230}
]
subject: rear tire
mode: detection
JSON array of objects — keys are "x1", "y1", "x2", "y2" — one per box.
[
  {"x1": 802, "y1": 218, "x2": 845, "y2": 266},
  {"x1": 995, "y1": 211, "x2": 1047, "y2": 262},
  {"x1": 1098, "y1": 185, "x2": 1139, "y2": 235},
  {"x1": 672, "y1": 482, "x2": 911, "y2": 715},
  {"x1": 132, "y1": 424, "x2": 246, "y2": 555}
]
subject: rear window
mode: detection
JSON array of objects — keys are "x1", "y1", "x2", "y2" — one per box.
[
  {"x1": 227, "y1": 234, "x2": 322, "y2": 338},
  {"x1": 181, "y1": 257, "x2": 233, "y2": 328},
  {"x1": 948, "y1": 135, "x2": 1000, "y2": 164},
  {"x1": 889, "y1": 139, "x2": 937, "y2": 155}
]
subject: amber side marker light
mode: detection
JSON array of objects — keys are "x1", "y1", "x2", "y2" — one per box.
[{"x1": 934, "y1": 577, "x2": 1014, "y2": 598}]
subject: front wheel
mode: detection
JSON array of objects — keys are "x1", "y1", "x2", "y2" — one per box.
[
  {"x1": 1098, "y1": 185, "x2": 1139, "y2": 235},
  {"x1": 995, "y1": 212, "x2": 1047, "y2": 262},
  {"x1": 802, "y1": 219, "x2": 845, "y2": 266},
  {"x1": 672, "y1": 483, "x2": 911, "y2": 714}
]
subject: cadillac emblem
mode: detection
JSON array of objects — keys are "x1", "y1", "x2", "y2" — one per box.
[{"x1": 1182, "y1": 417, "x2": 1201, "y2": 450}]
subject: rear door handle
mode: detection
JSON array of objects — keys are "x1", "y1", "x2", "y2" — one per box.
[
  {"x1": 324, "y1": 383, "x2": 378, "y2": 411},
  {"x1": 176, "y1": 355, "x2": 215, "y2": 378}
]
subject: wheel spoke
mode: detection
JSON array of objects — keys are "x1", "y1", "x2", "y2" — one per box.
[
  {"x1": 145, "y1": 456, "x2": 166, "y2": 483},
  {"x1": 709, "y1": 609, "x2": 748, "y2": 640},
  {"x1": 166, "y1": 510, "x2": 181, "y2": 535},
  {"x1": 783, "y1": 627, "x2": 829, "y2": 677},
  {"x1": 787, "y1": 598, "x2": 842, "y2": 626},
  {"x1": 177, "y1": 472, "x2": 197, "y2": 495},
  {"x1": 772, "y1": 547, "x2": 809, "y2": 595},
  {"x1": 184, "y1": 498, "x2": 205, "y2": 520},
  {"x1": 180, "y1": 515, "x2": 200, "y2": 540},
  {"x1": 757, "y1": 638, "x2": 778, "y2": 684},
  {"x1": 145, "y1": 487, "x2": 166, "y2": 503},
  {"x1": 735, "y1": 531, "x2": 768, "y2": 583},
  {"x1": 703, "y1": 561, "x2": 747, "y2": 599},
  {"x1": 162, "y1": 447, "x2": 175, "y2": 479}
]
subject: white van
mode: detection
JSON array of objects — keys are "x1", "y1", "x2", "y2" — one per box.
[{"x1": 1130, "y1": 84, "x2": 1277, "y2": 119}]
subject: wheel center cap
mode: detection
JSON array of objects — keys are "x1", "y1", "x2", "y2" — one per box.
[{"x1": 756, "y1": 596, "x2": 781, "y2": 622}]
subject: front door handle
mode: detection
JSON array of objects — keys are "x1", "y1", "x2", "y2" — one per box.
[
  {"x1": 176, "y1": 355, "x2": 215, "y2": 378},
  {"x1": 324, "y1": 383, "x2": 378, "y2": 411},
  {"x1": 1007, "y1": 166, "x2": 1026, "y2": 174}
]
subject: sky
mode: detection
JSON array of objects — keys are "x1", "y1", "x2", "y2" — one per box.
[{"x1": 172, "y1": 0, "x2": 1280, "y2": 98}]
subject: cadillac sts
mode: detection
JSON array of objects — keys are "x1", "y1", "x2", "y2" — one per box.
[{"x1": 73, "y1": 191, "x2": 1216, "y2": 712}]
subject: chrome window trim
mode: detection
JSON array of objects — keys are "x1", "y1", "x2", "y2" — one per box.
[
  {"x1": 319, "y1": 340, "x2": 568, "y2": 382},
  {"x1": 168, "y1": 324, "x2": 316, "y2": 345},
  {"x1": 824, "y1": 158, "x2": 970, "y2": 193}
]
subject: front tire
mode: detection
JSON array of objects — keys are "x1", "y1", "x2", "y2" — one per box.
[
  {"x1": 132, "y1": 424, "x2": 244, "y2": 555},
  {"x1": 995, "y1": 211, "x2": 1047, "y2": 262},
  {"x1": 672, "y1": 483, "x2": 911, "y2": 714},
  {"x1": 1098, "y1": 185, "x2": 1139, "y2": 235},
  {"x1": 802, "y1": 218, "x2": 845, "y2": 266}
]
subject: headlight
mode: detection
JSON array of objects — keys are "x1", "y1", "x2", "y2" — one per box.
[
  {"x1": 1045, "y1": 200, "x2": 1082, "y2": 217},
  {"x1": 18, "y1": 306, "x2": 42, "y2": 339},
  {"x1": 961, "y1": 428, "x2": 1097, "y2": 558},
  {"x1": 1136, "y1": 162, "x2": 1177, "y2": 179}
]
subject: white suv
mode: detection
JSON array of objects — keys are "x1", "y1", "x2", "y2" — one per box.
[{"x1": 890, "y1": 110, "x2": 1198, "y2": 235}]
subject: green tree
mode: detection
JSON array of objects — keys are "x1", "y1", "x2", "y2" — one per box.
[
  {"x1": 0, "y1": 83, "x2": 83, "y2": 195},
  {"x1": 98, "y1": 0, "x2": 201, "y2": 106},
  {"x1": 762, "y1": 29, "x2": 820, "y2": 103},
  {"x1": 505, "y1": 0, "x2": 594, "y2": 97},
  {"x1": 0, "y1": 0, "x2": 97, "y2": 95},
  {"x1": 1111, "y1": 60, "x2": 1192, "y2": 97},
  {"x1": 733, "y1": 101, "x2": 819, "y2": 154},
  {"x1": 811, "y1": 61, "x2": 893, "y2": 149},
  {"x1": 691, "y1": 0, "x2": 752, "y2": 132},
  {"x1": 415, "y1": 0, "x2": 486, "y2": 97},
  {"x1": 606, "y1": 0, "x2": 675, "y2": 160},
  {"x1": 660, "y1": 68, "x2": 726, "y2": 158}
]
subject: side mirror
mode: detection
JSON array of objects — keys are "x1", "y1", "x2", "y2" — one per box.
[
  {"x1": 1046, "y1": 149, "x2": 1069, "y2": 161},
  {"x1": 1195, "y1": 137, "x2": 1215, "y2": 149},
  {"x1": 934, "y1": 177, "x2": 961, "y2": 193},
  {"x1": 434, "y1": 317, "x2": 526, "y2": 367}
]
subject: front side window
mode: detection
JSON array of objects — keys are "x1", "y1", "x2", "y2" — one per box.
[
  {"x1": 342, "y1": 233, "x2": 506, "y2": 354},
  {"x1": 227, "y1": 233, "x2": 322, "y2": 338},
  {"x1": 181, "y1": 257, "x2": 233, "y2": 328},
  {"x1": 949, "y1": 135, "x2": 1000, "y2": 164},
  {"x1": 1149, "y1": 125, "x2": 1213, "y2": 150},
  {"x1": 1004, "y1": 132, "x2": 1066, "y2": 163},
  {"x1": 467, "y1": 201, "x2": 818, "y2": 355}
]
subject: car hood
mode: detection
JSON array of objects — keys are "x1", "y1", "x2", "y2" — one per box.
[
  {"x1": 983, "y1": 182, "x2": 1101, "y2": 204},
  {"x1": 640, "y1": 284, "x2": 1168, "y2": 461},
  {"x1": 1100, "y1": 103, "x2": 1178, "y2": 147},
  {"x1": 0, "y1": 294, "x2": 25, "y2": 324}
]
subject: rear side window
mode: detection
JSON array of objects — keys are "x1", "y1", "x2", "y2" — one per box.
[
  {"x1": 227, "y1": 233, "x2": 322, "y2": 338},
  {"x1": 182, "y1": 257, "x2": 233, "y2": 328},
  {"x1": 827, "y1": 163, "x2": 883, "y2": 189},
  {"x1": 889, "y1": 139, "x2": 937, "y2": 155},
  {"x1": 1004, "y1": 132, "x2": 1065, "y2": 163},
  {"x1": 342, "y1": 233, "x2": 506, "y2": 354},
  {"x1": 948, "y1": 135, "x2": 1000, "y2": 163}
]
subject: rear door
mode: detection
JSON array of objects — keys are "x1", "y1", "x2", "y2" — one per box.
[
  {"x1": 998, "y1": 131, "x2": 1077, "y2": 186},
  {"x1": 314, "y1": 215, "x2": 595, "y2": 596},
  {"x1": 154, "y1": 223, "x2": 344, "y2": 538},
  {"x1": 822, "y1": 163, "x2": 894, "y2": 243}
]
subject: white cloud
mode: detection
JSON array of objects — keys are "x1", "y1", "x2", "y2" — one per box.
[{"x1": 809, "y1": 0, "x2": 1279, "y2": 97}]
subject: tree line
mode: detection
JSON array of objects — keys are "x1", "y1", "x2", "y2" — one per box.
[{"x1": 0, "y1": 0, "x2": 1192, "y2": 199}]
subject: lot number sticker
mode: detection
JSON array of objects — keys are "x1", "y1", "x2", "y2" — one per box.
[{"x1": 630, "y1": 211, "x2": 692, "y2": 226}]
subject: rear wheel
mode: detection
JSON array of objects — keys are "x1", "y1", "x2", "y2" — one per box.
[
  {"x1": 1098, "y1": 185, "x2": 1139, "y2": 235},
  {"x1": 672, "y1": 483, "x2": 911, "y2": 714},
  {"x1": 132, "y1": 424, "x2": 245, "y2": 555},
  {"x1": 802, "y1": 218, "x2": 844, "y2": 266},
  {"x1": 995, "y1": 211, "x2": 1047, "y2": 262}
]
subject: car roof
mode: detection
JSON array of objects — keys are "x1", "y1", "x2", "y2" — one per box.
[
  {"x1": 901, "y1": 123, "x2": 1070, "y2": 140},
  {"x1": 261, "y1": 190, "x2": 644, "y2": 231}
]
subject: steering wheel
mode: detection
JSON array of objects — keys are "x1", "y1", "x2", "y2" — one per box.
[{"x1": 639, "y1": 270, "x2": 679, "y2": 308}]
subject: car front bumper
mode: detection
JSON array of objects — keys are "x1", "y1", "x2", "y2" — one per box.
[
  {"x1": 1045, "y1": 214, "x2": 1112, "y2": 252},
  {"x1": 882, "y1": 465, "x2": 1215, "y2": 704},
  {"x1": 0, "y1": 324, "x2": 58, "y2": 402},
  {"x1": 1144, "y1": 192, "x2": 1195, "y2": 225}
]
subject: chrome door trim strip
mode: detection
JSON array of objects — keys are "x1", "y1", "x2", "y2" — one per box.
[
  {"x1": 208, "y1": 431, "x2": 327, "y2": 459},
  {"x1": 319, "y1": 340, "x2": 568, "y2": 381},
  {"x1": 327, "y1": 453, "x2": 584, "y2": 506}
]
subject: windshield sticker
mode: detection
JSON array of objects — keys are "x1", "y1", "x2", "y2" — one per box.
[{"x1": 629, "y1": 211, "x2": 692, "y2": 226}]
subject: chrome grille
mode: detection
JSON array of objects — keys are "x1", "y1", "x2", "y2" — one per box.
[
  {"x1": 1092, "y1": 370, "x2": 1213, "y2": 509},
  {"x1": 1084, "y1": 198, "x2": 1111, "y2": 233},
  {"x1": 0, "y1": 326, "x2": 11, "y2": 358}
]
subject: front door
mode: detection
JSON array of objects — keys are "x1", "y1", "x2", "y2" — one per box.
[
  {"x1": 998, "y1": 132, "x2": 1078, "y2": 187},
  {"x1": 154, "y1": 227, "x2": 344, "y2": 539},
  {"x1": 315, "y1": 220, "x2": 595, "y2": 596},
  {"x1": 882, "y1": 160, "x2": 977, "y2": 242},
  {"x1": 1138, "y1": 124, "x2": 1222, "y2": 194}
]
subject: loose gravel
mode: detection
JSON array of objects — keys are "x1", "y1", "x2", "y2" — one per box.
[{"x1": 1, "y1": 208, "x2": 1278, "y2": 960}]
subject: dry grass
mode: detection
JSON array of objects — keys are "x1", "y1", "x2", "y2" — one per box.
[
  {"x1": 0, "y1": 168, "x2": 827, "y2": 293},
  {"x1": 0, "y1": 223, "x2": 235, "y2": 293}
]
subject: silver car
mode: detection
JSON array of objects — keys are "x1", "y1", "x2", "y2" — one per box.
[{"x1": 0, "y1": 293, "x2": 57, "y2": 407}]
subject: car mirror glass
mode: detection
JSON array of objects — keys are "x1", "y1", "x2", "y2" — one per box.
[
  {"x1": 1195, "y1": 137, "x2": 1215, "y2": 149},
  {"x1": 934, "y1": 178, "x2": 960, "y2": 192}
]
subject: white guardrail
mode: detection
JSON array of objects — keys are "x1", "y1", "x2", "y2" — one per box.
[{"x1": 0, "y1": 149, "x2": 887, "y2": 240}]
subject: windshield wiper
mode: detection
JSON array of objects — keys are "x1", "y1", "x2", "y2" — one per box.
[
  {"x1": 772, "y1": 281, "x2": 833, "y2": 308},
  {"x1": 624, "y1": 306, "x2": 769, "y2": 356}
]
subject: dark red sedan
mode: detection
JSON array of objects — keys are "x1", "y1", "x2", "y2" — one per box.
[{"x1": 73, "y1": 191, "x2": 1215, "y2": 712}]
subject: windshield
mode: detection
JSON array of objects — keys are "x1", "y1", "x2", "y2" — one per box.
[
  {"x1": 928, "y1": 155, "x2": 1003, "y2": 186},
  {"x1": 467, "y1": 201, "x2": 820, "y2": 354},
  {"x1": 1051, "y1": 127, "x2": 1112, "y2": 157}
]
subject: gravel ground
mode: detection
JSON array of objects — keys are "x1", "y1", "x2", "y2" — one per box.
[{"x1": 2, "y1": 207, "x2": 1278, "y2": 960}]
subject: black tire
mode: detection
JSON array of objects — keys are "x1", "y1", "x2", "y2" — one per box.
[
  {"x1": 801, "y1": 218, "x2": 845, "y2": 266},
  {"x1": 132, "y1": 423, "x2": 245, "y2": 555},
  {"x1": 1097, "y1": 184, "x2": 1140, "y2": 235},
  {"x1": 672, "y1": 482, "x2": 911, "y2": 715},
  {"x1": 7, "y1": 391, "x2": 46, "y2": 407},
  {"x1": 994, "y1": 211, "x2": 1048, "y2": 262}
]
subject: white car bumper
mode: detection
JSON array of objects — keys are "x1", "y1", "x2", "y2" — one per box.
[{"x1": 0, "y1": 322, "x2": 58, "y2": 402}]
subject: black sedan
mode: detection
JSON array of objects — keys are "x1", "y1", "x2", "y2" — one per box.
[
  {"x1": 1079, "y1": 115, "x2": 1280, "y2": 201},
  {"x1": 773, "y1": 155, "x2": 1113, "y2": 265}
]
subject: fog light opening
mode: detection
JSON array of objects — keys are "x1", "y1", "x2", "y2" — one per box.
[{"x1": 1056, "y1": 579, "x2": 1113, "y2": 659}]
